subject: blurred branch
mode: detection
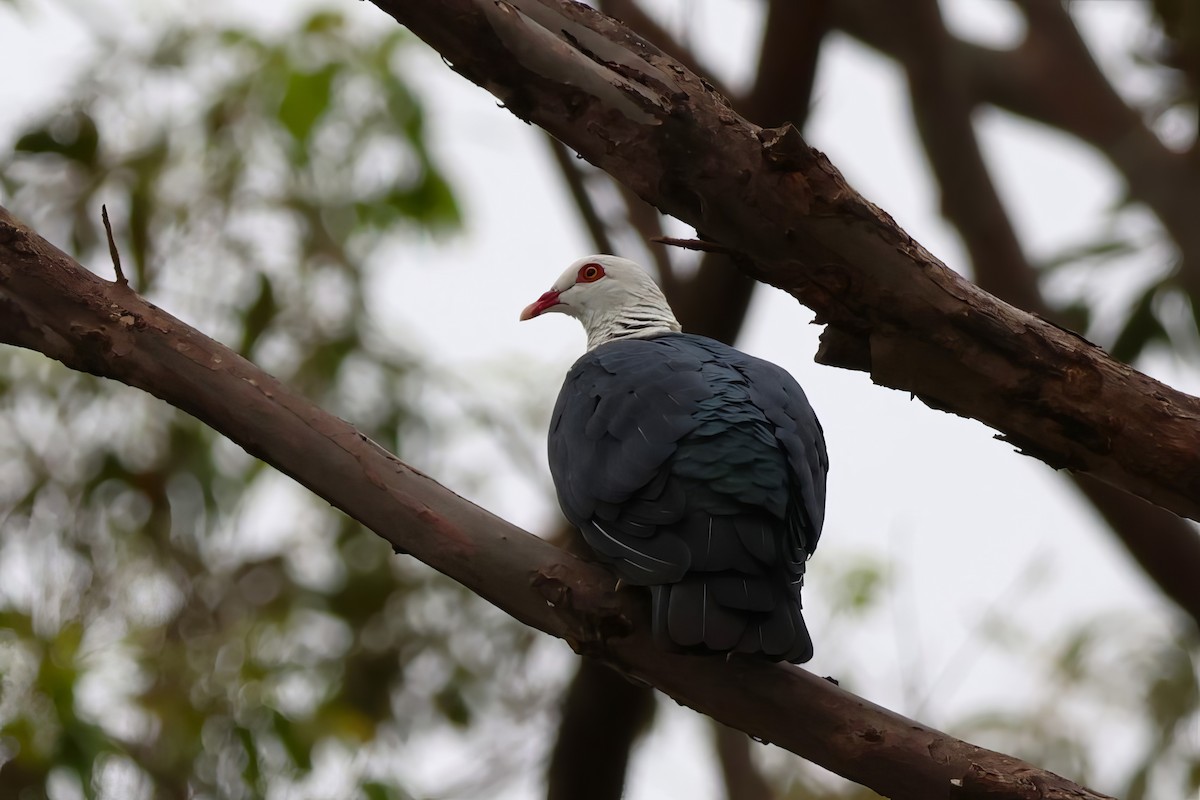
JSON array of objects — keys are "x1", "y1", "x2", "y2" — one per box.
[
  {"x1": 882, "y1": 0, "x2": 1040, "y2": 311},
  {"x1": 546, "y1": 135, "x2": 616, "y2": 256},
  {"x1": 832, "y1": 0, "x2": 1200, "y2": 300},
  {"x1": 714, "y1": 723, "x2": 774, "y2": 800},
  {"x1": 374, "y1": 0, "x2": 1200, "y2": 521},
  {"x1": 0, "y1": 204, "x2": 1115, "y2": 800},
  {"x1": 867, "y1": 0, "x2": 1200, "y2": 630},
  {"x1": 546, "y1": 657, "x2": 655, "y2": 800}
]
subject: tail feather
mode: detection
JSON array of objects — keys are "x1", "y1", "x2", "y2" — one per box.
[{"x1": 651, "y1": 575, "x2": 812, "y2": 663}]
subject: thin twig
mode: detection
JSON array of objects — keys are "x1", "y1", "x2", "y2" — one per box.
[
  {"x1": 651, "y1": 236, "x2": 731, "y2": 254},
  {"x1": 100, "y1": 205, "x2": 128, "y2": 288}
]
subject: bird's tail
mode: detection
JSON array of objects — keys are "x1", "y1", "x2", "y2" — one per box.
[{"x1": 650, "y1": 575, "x2": 813, "y2": 663}]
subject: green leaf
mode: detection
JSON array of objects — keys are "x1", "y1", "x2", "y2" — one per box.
[
  {"x1": 303, "y1": 10, "x2": 345, "y2": 34},
  {"x1": 235, "y1": 725, "x2": 261, "y2": 788},
  {"x1": 1039, "y1": 236, "x2": 1137, "y2": 273},
  {"x1": 271, "y1": 710, "x2": 312, "y2": 771},
  {"x1": 434, "y1": 683, "x2": 471, "y2": 728},
  {"x1": 278, "y1": 64, "x2": 338, "y2": 146},
  {"x1": 239, "y1": 274, "x2": 278, "y2": 356},
  {"x1": 1111, "y1": 283, "x2": 1169, "y2": 363},
  {"x1": 362, "y1": 781, "x2": 412, "y2": 800},
  {"x1": 14, "y1": 112, "x2": 100, "y2": 166}
]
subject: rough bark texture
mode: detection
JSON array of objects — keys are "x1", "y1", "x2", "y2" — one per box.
[
  {"x1": 366, "y1": 0, "x2": 1200, "y2": 522},
  {"x1": 840, "y1": 0, "x2": 1200, "y2": 631},
  {"x1": 0, "y1": 205, "x2": 1115, "y2": 800}
]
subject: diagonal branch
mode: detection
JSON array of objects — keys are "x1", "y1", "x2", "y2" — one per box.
[
  {"x1": 869, "y1": 0, "x2": 1200, "y2": 630},
  {"x1": 668, "y1": 0, "x2": 830, "y2": 345},
  {"x1": 546, "y1": 134, "x2": 617, "y2": 256},
  {"x1": 373, "y1": 0, "x2": 1200, "y2": 520},
  {"x1": 595, "y1": 0, "x2": 732, "y2": 99},
  {"x1": 0, "y1": 203, "x2": 1114, "y2": 800}
]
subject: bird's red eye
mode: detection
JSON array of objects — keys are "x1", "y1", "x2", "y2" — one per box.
[{"x1": 577, "y1": 263, "x2": 605, "y2": 283}]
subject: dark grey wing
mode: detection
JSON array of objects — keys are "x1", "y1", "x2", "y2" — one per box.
[
  {"x1": 734, "y1": 347, "x2": 829, "y2": 555},
  {"x1": 548, "y1": 338, "x2": 712, "y2": 583},
  {"x1": 548, "y1": 334, "x2": 828, "y2": 663}
]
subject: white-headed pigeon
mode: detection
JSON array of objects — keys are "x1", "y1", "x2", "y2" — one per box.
[{"x1": 522, "y1": 255, "x2": 828, "y2": 663}]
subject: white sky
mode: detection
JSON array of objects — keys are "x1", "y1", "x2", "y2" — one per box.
[{"x1": 0, "y1": 1, "x2": 1195, "y2": 798}]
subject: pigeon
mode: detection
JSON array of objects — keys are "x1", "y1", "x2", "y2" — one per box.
[{"x1": 523, "y1": 255, "x2": 828, "y2": 662}]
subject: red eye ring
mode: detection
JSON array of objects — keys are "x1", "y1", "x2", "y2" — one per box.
[{"x1": 577, "y1": 262, "x2": 605, "y2": 283}]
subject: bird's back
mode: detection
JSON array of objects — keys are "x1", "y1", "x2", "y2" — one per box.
[{"x1": 548, "y1": 333, "x2": 827, "y2": 663}]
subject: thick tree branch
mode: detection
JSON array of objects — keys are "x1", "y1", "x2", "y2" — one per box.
[
  {"x1": 870, "y1": 0, "x2": 1200, "y2": 630},
  {"x1": 595, "y1": 0, "x2": 732, "y2": 99},
  {"x1": 668, "y1": 0, "x2": 829, "y2": 345},
  {"x1": 0, "y1": 205, "x2": 1114, "y2": 800},
  {"x1": 371, "y1": 0, "x2": 1200, "y2": 519}
]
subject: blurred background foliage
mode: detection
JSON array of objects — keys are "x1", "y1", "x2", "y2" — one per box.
[
  {"x1": 0, "y1": 8, "x2": 551, "y2": 799},
  {"x1": 0, "y1": 2, "x2": 1197, "y2": 800}
]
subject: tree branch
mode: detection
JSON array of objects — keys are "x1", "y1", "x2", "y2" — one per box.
[
  {"x1": 667, "y1": 0, "x2": 830, "y2": 345},
  {"x1": 714, "y1": 722, "x2": 774, "y2": 800},
  {"x1": 0, "y1": 204, "x2": 1114, "y2": 800},
  {"x1": 546, "y1": 134, "x2": 617, "y2": 256},
  {"x1": 860, "y1": 0, "x2": 1200, "y2": 630},
  {"x1": 372, "y1": 0, "x2": 1200, "y2": 520},
  {"x1": 595, "y1": 0, "x2": 732, "y2": 99},
  {"x1": 546, "y1": 657, "x2": 655, "y2": 800}
]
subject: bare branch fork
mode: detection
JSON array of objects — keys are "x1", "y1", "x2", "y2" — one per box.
[
  {"x1": 0, "y1": 206, "x2": 1113, "y2": 800},
  {"x1": 369, "y1": 0, "x2": 1200, "y2": 522}
]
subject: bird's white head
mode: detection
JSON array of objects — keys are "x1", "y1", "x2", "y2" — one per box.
[{"x1": 520, "y1": 255, "x2": 682, "y2": 350}]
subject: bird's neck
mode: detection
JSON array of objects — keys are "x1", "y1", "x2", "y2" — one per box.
[{"x1": 583, "y1": 303, "x2": 682, "y2": 350}]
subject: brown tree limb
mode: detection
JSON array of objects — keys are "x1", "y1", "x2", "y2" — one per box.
[
  {"x1": 373, "y1": 0, "x2": 1200, "y2": 520},
  {"x1": 546, "y1": 657, "x2": 655, "y2": 800},
  {"x1": 0, "y1": 204, "x2": 1115, "y2": 800},
  {"x1": 673, "y1": 0, "x2": 829, "y2": 344},
  {"x1": 546, "y1": 134, "x2": 617, "y2": 256},
  {"x1": 596, "y1": 0, "x2": 732, "y2": 99},
  {"x1": 714, "y1": 722, "x2": 774, "y2": 800},
  {"x1": 832, "y1": 0, "x2": 1200, "y2": 296},
  {"x1": 872, "y1": 0, "x2": 1200, "y2": 630},
  {"x1": 884, "y1": 0, "x2": 1041, "y2": 312}
]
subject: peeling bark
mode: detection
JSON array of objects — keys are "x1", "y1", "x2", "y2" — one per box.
[
  {"x1": 0, "y1": 205, "x2": 1114, "y2": 800},
  {"x1": 843, "y1": 0, "x2": 1200, "y2": 630},
  {"x1": 369, "y1": 0, "x2": 1200, "y2": 522}
]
